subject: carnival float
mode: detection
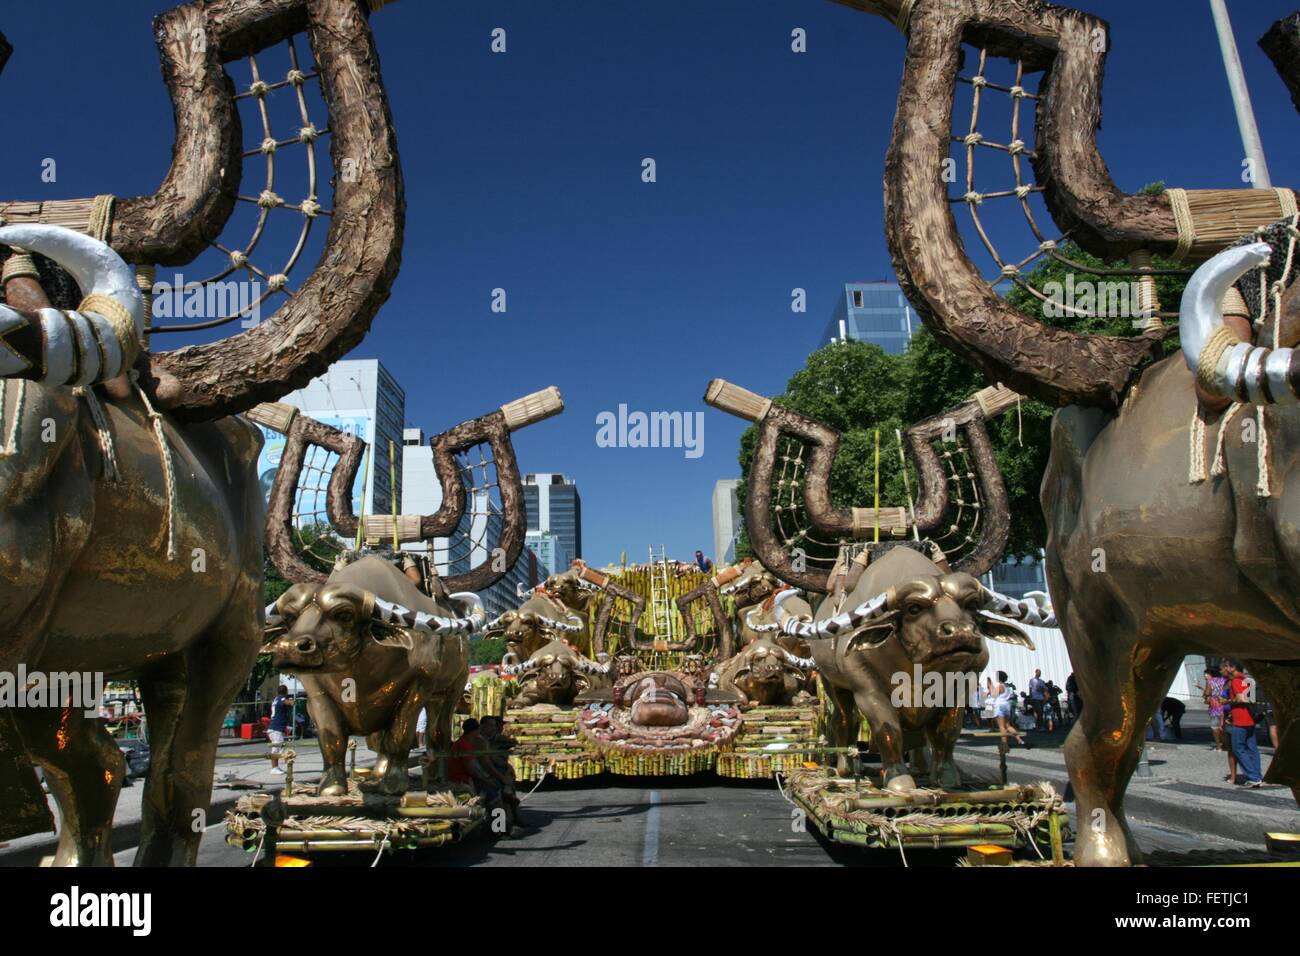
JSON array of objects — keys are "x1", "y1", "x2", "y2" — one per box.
[{"x1": 0, "y1": 0, "x2": 1297, "y2": 871}]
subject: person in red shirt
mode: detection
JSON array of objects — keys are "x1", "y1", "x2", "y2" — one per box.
[
  {"x1": 448, "y1": 719, "x2": 487, "y2": 785},
  {"x1": 1223, "y1": 660, "x2": 1263, "y2": 788}
]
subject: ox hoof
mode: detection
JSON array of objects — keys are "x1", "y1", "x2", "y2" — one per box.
[
  {"x1": 933, "y1": 763, "x2": 962, "y2": 789},
  {"x1": 885, "y1": 773, "x2": 917, "y2": 793}
]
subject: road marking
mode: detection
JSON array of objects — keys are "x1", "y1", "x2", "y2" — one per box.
[{"x1": 642, "y1": 790, "x2": 661, "y2": 867}]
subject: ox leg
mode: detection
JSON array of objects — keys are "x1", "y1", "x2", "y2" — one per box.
[
  {"x1": 855, "y1": 693, "x2": 914, "y2": 792},
  {"x1": 16, "y1": 705, "x2": 125, "y2": 866},
  {"x1": 820, "y1": 677, "x2": 857, "y2": 776},
  {"x1": 926, "y1": 707, "x2": 965, "y2": 790},
  {"x1": 427, "y1": 689, "x2": 460, "y2": 786},
  {"x1": 306, "y1": 691, "x2": 350, "y2": 797},
  {"x1": 367, "y1": 689, "x2": 423, "y2": 796},
  {"x1": 135, "y1": 593, "x2": 261, "y2": 866},
  {"x1": 1064, "y1": 630, "x2": 1180, "y2": 867}
]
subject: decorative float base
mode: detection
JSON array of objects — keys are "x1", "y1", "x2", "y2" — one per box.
[
  {"x1": 224, "y1": 780, "x2": 485, "y2": 856},
  {"x1": 785, "y1": 767, "x2": 1068, "y2": 854},
  {"x1": 716, "y1": 701, "x2": 823, "y2": 779},
  {"x1": 504, "y1": 704, "x2": 603, "y2": 781}
]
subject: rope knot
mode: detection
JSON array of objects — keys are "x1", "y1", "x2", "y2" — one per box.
[
  {"x1": 963, "y1": 191, "x2": 984, "y2": 205},
  {"x1": 1000, "y1": 263, "x2": 1020, "y2": 277},
  {"x1": 286, "y1": 69, "x2": 307, "y2": 86},
  {"x1": 1016, "y1": 185, "x2": 1034, "y2": 200},
  {"x1": 260, "y1": 137, "x2": 278, "y2": 155},
  {"x1": 300, "y1": 198, "x2": 322, "y2": 218},
  {"x1": 1008, "y1": 139, "x2": 1026, "y2": 155},
  {"x1": 248, "y1": 80, "x2": 270, "y2": 98},
  {"x1": 298, "y1": 124, "x2": 320, "y2": 143},
  {"x1": 970, "y1": 76, "x2": 987, "y2": 88},
  {"x1": 1009, "y1": 85, "x2": 1026, "y2": 98},
  {"x1": 267, "y1": 273, "x2": 289, "y2": 292},
  {"x1": 257, "y1": 190, "x2": 283, "y2": 209},
  {"x1": 962, "y1": 132, "x2": 983, "y2": 146},
  {"x1": 1038, "y1": 238, "x2": 1057, "y2": 250},
  {"x1": 229, "y1": 250, "x2": 249, "y2": 269}
]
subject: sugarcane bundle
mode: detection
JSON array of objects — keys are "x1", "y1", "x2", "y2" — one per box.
[{"x1": 469, "y1": 674, "x2": 512, "y2": 719}]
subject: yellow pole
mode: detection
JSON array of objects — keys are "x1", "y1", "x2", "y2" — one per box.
[
  {"x1": 873, "y1": 430, "x2": 880, "y2": 544},
  {"x1": 389, "y1": 440, "x2": 399, "y2": 552},
  {"x1": 355, "y1": 439, "x2": 373, "y2": 551}
]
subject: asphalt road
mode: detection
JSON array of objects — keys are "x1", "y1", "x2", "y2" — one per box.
[{"x1": 185, "y1": 773, "x2": 1257, "y2": 869}]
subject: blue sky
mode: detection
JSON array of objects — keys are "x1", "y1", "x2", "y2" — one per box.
[{"x1": 1, "y1": 1, "x2": 1297, "y2": 566}]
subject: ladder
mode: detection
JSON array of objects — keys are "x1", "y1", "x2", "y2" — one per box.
[{"x1": 648, "y1": 545, "x2": 673, "y2": 640}]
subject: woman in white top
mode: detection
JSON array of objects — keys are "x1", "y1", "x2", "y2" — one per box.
[{"x1": 992, "y1": 671, "x2": 1024, "y2": 745}]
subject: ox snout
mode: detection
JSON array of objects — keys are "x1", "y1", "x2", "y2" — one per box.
[
  {"x1": 268, "y1": 631, "x2": 326, "y2": 670},
  {"x1": 926, "y1": 621, "x2": 985, "y2": 660}
]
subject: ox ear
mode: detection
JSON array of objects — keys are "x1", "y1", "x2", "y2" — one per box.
[
  {"x1": 978, "y1": 613, "x2": 1036, "y2": 650},
  {"x1": 844, "y1": 613, "x2": 899, "y2": 653}
]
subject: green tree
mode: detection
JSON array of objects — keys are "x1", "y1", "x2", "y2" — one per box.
[{"x1": 736, "y1": 236, "x2": 1188, "y2": 562}]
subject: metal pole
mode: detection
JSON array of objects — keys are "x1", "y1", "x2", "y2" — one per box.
[{"x1": 1209, "y1": 0, "x2": 1271, "y2": 188}]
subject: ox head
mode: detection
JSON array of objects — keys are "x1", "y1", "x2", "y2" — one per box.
[
  {"x1": 541, "y1": 567, "x2": 596, "y2": 611},
  {"x1": 719, "y1": 559, "x2": 781, "y2": 609},
  {"x1": 732, "y1": 640, "x2": 799, "y2": 689},
  {"x1": 265, "y1": 582, "x2": 485, "y2": 672},
  {"x1": 777, "y1": 571, "x2": 1039, "y2": 671}
]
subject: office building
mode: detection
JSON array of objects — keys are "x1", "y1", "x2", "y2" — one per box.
[
  {"x1": 524, "y1": 473, "x2": 582, "y2": 561},
  {"x1": 712, "y1": 479, "x2": 741, "y2": 566},
  {"x1": 821, "y1": 281, "x2": 914, "y2": 355},
  {"x1": 255, "y1": 358, "x2": 405, "y2": 516},
  {"x1": 526, "y1": 530, "x2": 570, "y2": 577}
]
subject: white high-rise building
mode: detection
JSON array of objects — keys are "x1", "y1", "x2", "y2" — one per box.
[{"x1": 712, "y1": 479, "x2": 741, "y2": 566}]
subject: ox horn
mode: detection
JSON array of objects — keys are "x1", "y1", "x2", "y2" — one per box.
[
  {"x1": 500, "y1": 658, "x2": 544, "y2": 677},
  {"x1": 775, "y1": 587, "x2": 893, "y2": 640},
  {"x1": 1179, "y1": 241, "x2": 1292, "y2": 404},
  {"x1": 0, "y1": 224, "x2": 143, "y2": 384},
  {"x1": 371, "y1": 591, "x2": 487, "y2": 636},
  {"x1": 537, "y1": 613, "x2": 585, "y2": 634},
  {"x1": 744, "y1": 607, "x2": 781, "y2": 633},
  {"x1": 978, "y1": 587, "x2": 1057, "y2": 628},
  {"x1": 573, "y1": 657, "x2": 610, "y2": 676},
  {"x1": 780, "y1": 648, "x2": 817, "y2": 670}
]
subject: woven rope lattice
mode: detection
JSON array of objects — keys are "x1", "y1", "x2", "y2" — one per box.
[
  {"x1": 152, "y1": 36, "x2": 331, "y2": 334},
  {"x1": 288, "y1": 438, "x2": 508, "y2": 573},
  {"x1": 952, "y1": 47, "x2": 1190, "y2": 322},
  {"x1": 767, "y1": 430, "x2": 983, "y2": 576}
]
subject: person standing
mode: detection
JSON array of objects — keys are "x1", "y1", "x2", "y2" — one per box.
[
  {"x1": 992, "y1": 672, "x2": 1024, "y2": 747},
  {"x1": 1065, "y1": 671, "x2": 1082, "y2": 720},
  {"x1": 1203, "y1": 667, "x2": 1227, "y2": 752},
  {"x1": 267, "y1": 684, "x2": 290, "y2": 775},
  {"x1": 1224, "y1": 659, "x2": 1263, "y2": 788},
  {"x1": 694, "y1": 550, "x2": 714, "y2": 574},
  {"x1": 1027, "y1": 669, "x2": 1047, "y2": 730}
]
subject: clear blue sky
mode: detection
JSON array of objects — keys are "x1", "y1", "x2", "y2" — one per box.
[{"x1": 2, "y1": 1, "x2": 1297, "y2": 566}]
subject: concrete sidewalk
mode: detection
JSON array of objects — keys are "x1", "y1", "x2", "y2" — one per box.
[{"x1": 954, "y1": 712, "x2": 1299, "y2": 848}]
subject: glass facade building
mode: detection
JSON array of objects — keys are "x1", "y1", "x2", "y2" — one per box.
[
  {"x1": 524, "y1": 473, "x2": 582, "y2": 562},
  {"x1": 821, "y1": 281, "x2": 914, "y2": 355}
]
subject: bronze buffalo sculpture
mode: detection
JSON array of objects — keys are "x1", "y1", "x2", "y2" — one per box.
[
  {"x1": 838, "y1": 0, "x2": 1300, "y2": 863},
  {"x1": 0, "y1": 224, "x2": 267, "y2": 866},
  {"x1": 266, "y1": 556, "x2": 483, "y2": 797},
  {"x1": 776, "y1": 546, "x2": 1044, "y2": 791},
  {"x1": 0, "y1": 0, "x2": 404, "y2": 863},
  {"x1": 707, "y1": 636, "x2": 815, "y2": 707},
  {"x1": 501, "y1": 638, "x2": 612, "y2": 708}
]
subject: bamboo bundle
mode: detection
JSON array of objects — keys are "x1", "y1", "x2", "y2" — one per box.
[
  {"x1": 1168, "y1": 187, "x2": 1299, "y2": 261},
  {"x1": 593, "y1": 561, "x2": 721, "y2": 649}
]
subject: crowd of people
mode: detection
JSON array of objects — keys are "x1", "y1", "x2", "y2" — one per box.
[
  {"x1": 965, "y1": 669, "x2": 1077, "y2": 745},
  {"x1": 963, "y1": 660, "x2": 1275, "y2": 790}
]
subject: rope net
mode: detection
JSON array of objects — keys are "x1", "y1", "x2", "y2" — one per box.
[
  {"x1": 286, "y1": 437, "x2": 512, "y2": 579},
  {"x1": 768, "y1": 429, "x2": 983, "y2": 577},
  {"x1": 151, "y1": 35, "x2": 332, "y2": 339},
  {"x1": 950, "y1": 45, "x2": 1191, "y2": 327}
]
